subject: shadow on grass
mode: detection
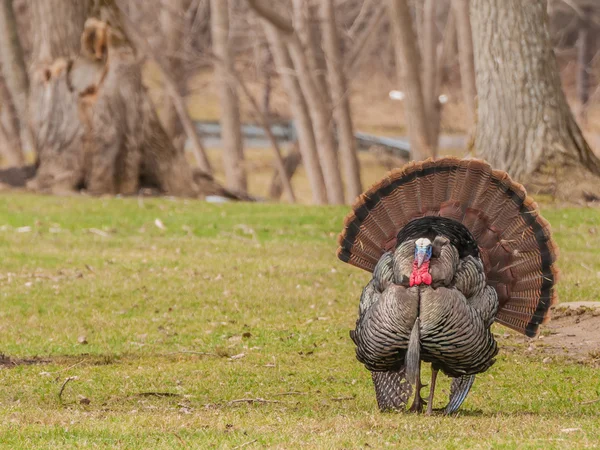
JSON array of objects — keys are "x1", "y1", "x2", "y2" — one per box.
[{"x1": 0, "y1": 350, "x2": 225, "y2": 369}]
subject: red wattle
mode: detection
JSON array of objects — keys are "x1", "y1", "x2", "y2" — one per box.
[{"x1": 409, "y1": 260, "x2": 431, "y2": 286}]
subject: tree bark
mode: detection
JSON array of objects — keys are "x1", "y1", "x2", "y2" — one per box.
[
  {"x1": 30, "y1": 0, "x2": 91, "y2": 63},
  {"x1": 210, "y1": 0, "x2": 247, "y2": 194},
  {"x1": 422, "y1": 0, "x2": 440, "y2": 154},
  {"x1": 0, "y1": 0, "x2": 33, "y2": 161},
  {"x1": 0, "y1": 76, "x2": 25, "y2": 166},
  {"x1": 292, "y1": 0, "x2": 329, "y2": 104},
  {"x1": 576, "y1": 6, "x2": 594, "y2": 125},
  {"x1": 26, "y1": 0, "x2": 222, "y2": 198},
  {"x1": 344, "y1": 5, "x2": 386, "y2": 74},
  {"x1": 263, "y1": 22, "x2": 327, "y2": 204},
  {"x1": 116, "y1": 5, "x2": 212, "y2": 175},
  {"x1": 452, "y1": 0, "x2": 477, "y2": 128},
  {"x1": 269, "y1": 145, "x2": 301, "y2": 200},
  {"x1": 471, "y1": 0, "x2": 600, "y2": 182},
  {"x1": 160, "y1": 0, "x2": 188, "y2": 151},
  {"x1": 320, "y1": 0, "x2": 362, "y2": 201},
  {"x1": 436, "y1": 9, "x2": 457, "y2": 92},
  {"x1": 386, "y1": 0, "x2": 433, "y2": 160}
]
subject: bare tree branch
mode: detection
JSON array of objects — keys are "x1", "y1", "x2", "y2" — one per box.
[
  {"x1": 211, "y1": 0, "x2": 247, "y2": 193},
  {"x1": 263, "y1": 22, "x2": 327, "y2": 204},
  {"x1": 213, "y1": 54, "x2": 296, "y2": 203},
  {"x1": 321, "y1": 0, "x2": 362, "y2": 200},
  {"x1": 245, "y1": 0, "x2": 293, "y2": 34},
  {"x1": 344, "y1": 5, "x2": 386, "y2": 74},
  {"x1": 247, "y1": 0, "x2": 344, "y2": 203}
]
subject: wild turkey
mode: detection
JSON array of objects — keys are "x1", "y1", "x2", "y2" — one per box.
[{"x1": 337, "y1": 157, "x2": 559, "y2": 414}]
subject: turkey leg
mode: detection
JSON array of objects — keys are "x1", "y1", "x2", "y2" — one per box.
[
  {"x1": 408, "y1": 361, "x2": 426, "y2": 413},
  {"x1": 426, "y1": 367, "x2": 439, "y2": 415}
]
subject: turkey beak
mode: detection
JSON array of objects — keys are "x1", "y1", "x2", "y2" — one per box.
[{"x1": 416, "y1": 251, "x2": 425, "y2": 268}]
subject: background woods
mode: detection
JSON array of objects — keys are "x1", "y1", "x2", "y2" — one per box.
[{"x1": 0, "y1": 0, "x2": 598, "y2": 203}]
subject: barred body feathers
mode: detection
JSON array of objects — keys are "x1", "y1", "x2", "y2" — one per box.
[{"x1": 339, "y1": 157, "x2": 558, "y2": 414}]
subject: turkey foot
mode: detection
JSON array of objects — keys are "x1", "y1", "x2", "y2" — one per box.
[{"x1": 409, "y1": 373, "x2": 427, "y2": 413}]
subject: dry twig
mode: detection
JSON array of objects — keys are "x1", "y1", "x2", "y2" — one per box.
[
  {"x1": 58, "y1": 376, "x2": 78, "y2": 401},
  {"x1": 233, "y1": 439, "x2": 258, "y2": 449}
]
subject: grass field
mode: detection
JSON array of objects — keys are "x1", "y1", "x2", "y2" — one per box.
[{"x1": 0, "y1": 195, "x2": 599, "y2": 449}]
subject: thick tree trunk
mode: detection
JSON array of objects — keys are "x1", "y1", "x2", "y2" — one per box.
[
  {"x1": 30, "y1": 0, "x2": 91, "y2": 63},
  {"x1": 386, "y1": 0, "x2": 433, "y2": 160},
  {"x1": 471, "y1": 0, "x2": 600, "y2": 182},
  {"x1": 320, "y1": 0, "x2": 362, "y2": 201},
  {"x1": 0, "y1": 76, "x2": 25, "y2": 166},
  {"x1": 452, "y1": 0, "x2": 476, "y2": 128},
  {"x1": 26, "y1": 0, "x2": 222, "y2": 198},
  {"x1": 160, "y1": 0, "x2": 188, "y2": 152},
  {"x1": 27, "y1": 0, "x2": 90, "y2": 193},
  {"x1": 210, "y1": 0, "x2": 247, "y2": 194},
  {"x1": 263, "y1": 23, "x2": 327, "y2": 204},
  {"x1": 0, "y1": 0, "x2": 31, "y2": 161}
]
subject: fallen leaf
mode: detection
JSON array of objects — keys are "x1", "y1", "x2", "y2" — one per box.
[{"x1": 89, "y1": 228, "x2": 109, "y2": 238}]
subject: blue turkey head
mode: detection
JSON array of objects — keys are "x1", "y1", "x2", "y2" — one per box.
[{"x1": 414, "y1": 237, "x2": 432, "y2": 267}]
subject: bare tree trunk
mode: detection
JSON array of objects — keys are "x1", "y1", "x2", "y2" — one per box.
[
  {"x1": 247, "y1": 0, "x2": 344, "y2": 204},
  {"x1": 0, "y1": 0, "x2": 33, "y2": 161},
  {"x1": 321, "y1": 0, "x2": 362, "y2": 201},
  {"x1": 160, "y1": 0, "x2": 188, "y2": 151},
  {"x1": 260, "y1": 44, "x2": 273, "y2": 115},
  {"x1": 287, "y1": 36, "x2": 344, "y2": 204},
  {"x1": 292, "y1": 0, "x2": 328, "y2": 103},
  {"x1": 471, "y1": 0, "x2": 600, "y2": 183},
  {"x1": 422, "y1": 0, "x2": 440, "y2": 154},
  {"x1": 452, "y1": 0, "x2": 476, "y2": 128},
  {"x1": 27, "y1": 0, "x2": 91, "y2": 193},
  {"x1": 436, "y1": 9, "x2": 457, "y2": 92},
  {"x1": 117, "y1": 6, "x2": 213, "y2": 175},
  {"x1": 269, "y1": 145, "x2": 301, "y2": 200},
  {"x1": 26, "y1": 0, "x2": 223, "y2": 198},
  {"x1": 226, "y1": 61, "x2": 296, "y2": 203},
  {"x1": 211, "y1": 0, "x2": 247, "y2": 194},
  {"x1": 30, "y1": 0, "x2": 91, "y2": 63},
  {"x1": 263, "y1": 22, "x2": 327, "y2": 204},
  {"x1": 0, "y1": 77, "x2": 25, "y2": 166},
  {"x1": 386, "y1": 0, "x2": 433, "y2": 160},
  {"x1": 344, "y1": 5, "x2": 386, "y2": 74},
  {"x1": 576, "y1": 6, "x2": 594, "y2": 125}
]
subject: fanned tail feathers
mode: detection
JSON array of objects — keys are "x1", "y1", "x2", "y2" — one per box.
[{"x1": 337, "y1": 157, "x2": 559, "y2": 337}]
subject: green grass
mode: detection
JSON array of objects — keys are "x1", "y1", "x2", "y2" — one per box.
[{"x1": 0, "y1": 194, "x2": 599, "y2": 449}]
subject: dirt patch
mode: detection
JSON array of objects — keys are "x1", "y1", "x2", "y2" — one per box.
[
  {"x1": 537, "y1": 302, "x2": 600, "y2": 362},
  {"x1": 0, "y1": 354, "x2": 51, "y2": 368}
]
